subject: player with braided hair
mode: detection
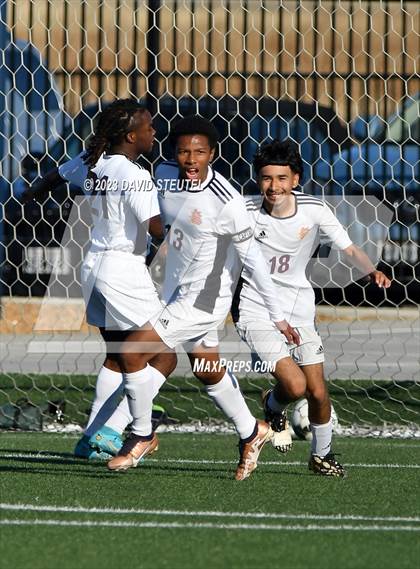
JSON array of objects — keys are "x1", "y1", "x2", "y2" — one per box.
[
  {"x1": 83, "y1": 99, "x2": 150, "y2": 168},
  {"x1": 24, "y1": 99, "x2": 177, "y2": 460},
  {"x1": 23, "y1": 99, "x2": 148, "y2": 201}
]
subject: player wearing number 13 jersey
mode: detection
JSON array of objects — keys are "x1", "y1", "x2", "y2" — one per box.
[
  {"x1": 108, "y1": 117, "x2": 300, "y2": 479},
  {"x1": 154, "y1": 161, "x2": 280, "y2": 327},
  {"x1": 234, "y1": 139, "x2": 391, "y2": 477}
]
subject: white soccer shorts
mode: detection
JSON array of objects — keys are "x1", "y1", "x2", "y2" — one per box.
[
  {"x1": 152, "y1": 298, "x2": 222, "y2": 350},
  {"x1": 290, "y1": 325, "x2": 325, "y2": 366},
  {"x1": 81, "y1": 250, "x2": 163, "y2": 331},
  {"x1": 235, "y1": 319, "x2": 325, "y2": 368}
]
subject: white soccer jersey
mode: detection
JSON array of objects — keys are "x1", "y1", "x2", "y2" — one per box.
[
  {"x1": 58, "y1": 152, "x2": 163, "y2": 331},
  {"x1": 60, "y1": 152, "x2": 160, "y2": 255},
  {"x1": 237, "y1": 193, "x2": 353, "y2": 326},
  {"x1": 154, "y1": 161, "x2": 285, "y2": 322},
  {"x1": 58, "y1": 151, "x2": 89, "y2": 188}
]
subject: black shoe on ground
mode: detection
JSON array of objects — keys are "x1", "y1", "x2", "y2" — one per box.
[{"x1": 308, "y1": 453, "x2": 346, "y2": 478}]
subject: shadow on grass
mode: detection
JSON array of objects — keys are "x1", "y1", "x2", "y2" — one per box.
[
  {"x1": 0, "y1": 448, "x2": 76, "y2": 458},
  {"x1": 0, "y1": 464, "x2": 115, "y2": 478},
  {"x1": 0, "y1": 449, "x2": 311, "y2": 480}
]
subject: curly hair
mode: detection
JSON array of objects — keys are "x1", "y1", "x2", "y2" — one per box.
[
  {"x1": 83, "y1": 99, "x2": 148, "y2": 167},
  {"x1": 169, "y1": 115, "x2": 219, "y2": 149},
  {"x1": 253, "y1": 139, "x2": 304, "y2": 179}
]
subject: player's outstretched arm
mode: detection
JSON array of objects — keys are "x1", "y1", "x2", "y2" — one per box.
[
  {"x1": 343, "y1": 244, "x2": 391, "y2": 288},
  {"x1": 21, "y1": 168, "x2": 65, "y2": 204}
]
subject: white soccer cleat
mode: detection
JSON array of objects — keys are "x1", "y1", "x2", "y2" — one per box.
[
  {"x1": 271, "y1": 427, "x2": 293, "y2": 453},
  {"x1": 262, "y1": 389, "x2": 292, "y2": 453}
]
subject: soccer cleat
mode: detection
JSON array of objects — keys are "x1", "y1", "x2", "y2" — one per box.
[
  {"x1": 74, "y1": 435, "x2": 113, "y2": 461},
  {"x1": 262, "y1": 389, "x2": 292, "y2": 453},
  {"x1": 107, "y1": 433, "x2": 159, "y2": 472},
  {"x1": 235, "y1": 420, "x2": 273, "y2": 481},
  {"x1": 88, "y1": 426, "x2": 123, "y2": 456},
  {"x1": 308, "y1": 453, "x2": 346, "y2": 478}
]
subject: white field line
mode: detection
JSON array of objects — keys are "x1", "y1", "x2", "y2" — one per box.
[
  {"x1": 1, "y1": 452, "x2": 420, "y2": 469},
  {"x1": 149, "y1": 458, "x2": 420, "y2": 469},
  {"x1": 1, "y1": 518, "x2": 419, "y2": 532},
  {"x1": 1, "y1": 503, "x2": 419, "y2": 524}
]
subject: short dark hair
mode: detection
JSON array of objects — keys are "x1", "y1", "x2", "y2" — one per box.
[
  {"x1": 169, "y1": 115, "x2": 219, "y2": 149},
  {"x1": 253, "y1": 139, "x2": 304, "y2": 179}
]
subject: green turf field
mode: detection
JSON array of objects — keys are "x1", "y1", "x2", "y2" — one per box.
[{"x1": 0, "y1": 432, "x2": 419, "y2": 569}]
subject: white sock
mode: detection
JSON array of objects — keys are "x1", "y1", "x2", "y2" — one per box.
[
  {"x1": 206, "y1": 370, "x2": 256, "y2": 439},
  {"x1": 268, "y1": 391, "x2": 288, "y2": 414},
  {"x1": 148, "y1": 364, "x2": 167, "y2": 394},
  {"x1": 124, "y1": 367, "x2": 155, "y2": 437},
  {"x1": 105, "y1": 398, "x2": 131, "y2": 435},
  {"x1": 84, "y1": 366, "x2": 131, "y2": 437},
  {"x1": 311, "y1": 420, "x2": 332, "y2": 457},
  {"x1": 114, "y1": 364, "x2": 166, "y2": 429},
  {"x1": 86, "y1": 364, "x2": 167, "y2": 437}
]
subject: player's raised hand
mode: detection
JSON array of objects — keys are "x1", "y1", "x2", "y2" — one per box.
[
  {"x1": 369, "y1": 270, "x2": 391, "y2": 289},
  {"x1": 275, "y1": 320, "x2": 300, "y2": 345}
]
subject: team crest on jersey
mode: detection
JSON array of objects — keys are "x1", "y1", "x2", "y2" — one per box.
[
  {"x1": 191, "y1": 209, "x2": 202, "y2": 225},
  {"x1": 298, "y1": 226, "x2": 311, "y2": 239}
]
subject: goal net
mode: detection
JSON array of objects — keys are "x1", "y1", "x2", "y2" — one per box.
[{"x1": 0, "y1": 0, "x2": 419, "y2": 436}]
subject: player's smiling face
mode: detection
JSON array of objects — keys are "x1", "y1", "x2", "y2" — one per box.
[
  {"x1": 176, "y1": 134, "x2": 215, "y2": 183},
  {"x1": 258, "y1": 164, "x2": 300, "y2": 208}
]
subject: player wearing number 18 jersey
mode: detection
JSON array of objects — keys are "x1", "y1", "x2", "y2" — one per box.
[
  {"x1": 234, "y1": 139, "x2": 391, "y2": 477},
  {"x1": 237, "y1": 191, "x2": 351, "y2": 330}
]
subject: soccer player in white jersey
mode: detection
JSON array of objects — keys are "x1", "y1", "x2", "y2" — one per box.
[
  {"x1": 107, "y1": 117, "x2": 300, "y2": 480},
  {"x1": 25, "y1": 99, "x2": 176, "y2": 459},
  {"x1": 234, "y1": 139, "x2": 391, "y2": 477}
]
